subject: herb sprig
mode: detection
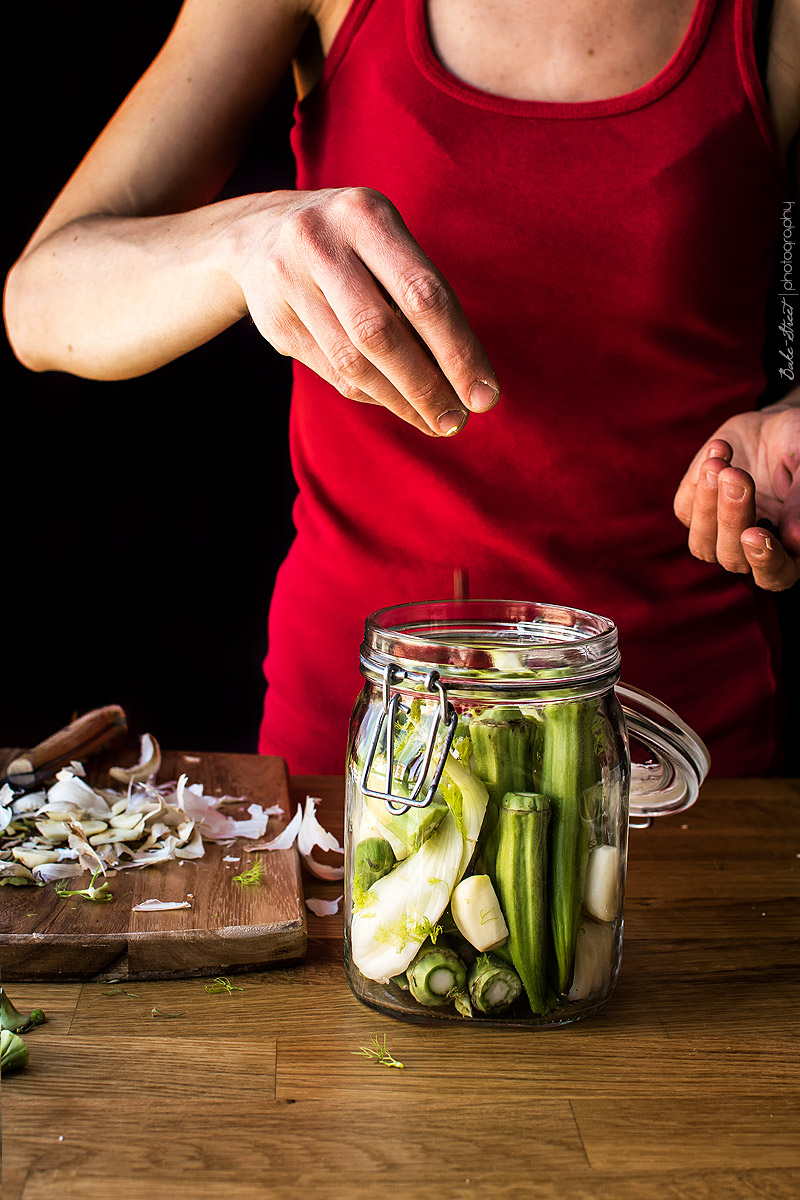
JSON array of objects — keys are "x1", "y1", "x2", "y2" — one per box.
[
  {"x1": 204, "y1": 976, "x2": 244, "y2": 994},
  {"x1": 353, "y1": 1034, "x2": 404, "y2": 1069},
  {"x1": 55, "y1": 867, "x2": 113, "y2": 903},
  {"x1": 232, "y1": 860, "x2": 265, "y2": 887}
]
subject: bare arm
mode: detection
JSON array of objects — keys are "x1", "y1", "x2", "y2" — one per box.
[
  {"x1": 4, "y1": 0, "x2": 310, "y2": 379},
  {"x1": 3, "y1": 0, "x2": 499, "y2": 434}
]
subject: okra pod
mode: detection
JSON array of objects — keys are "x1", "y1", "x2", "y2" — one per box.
[
  {"x1": 540, "y1": 700, "x2": 602, "y2": 994},
  {"x1": 494, "y1": 791, "x2": 551, "y2": 1014}
]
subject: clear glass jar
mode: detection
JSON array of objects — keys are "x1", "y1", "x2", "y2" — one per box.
[{"x1": 344, "y1": 600, "x2": 710, "y2": 1028}]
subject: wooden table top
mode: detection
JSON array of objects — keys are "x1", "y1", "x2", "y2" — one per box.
[{"x1": 3, "y1": 768, "x2": 799, "y2": 1200}]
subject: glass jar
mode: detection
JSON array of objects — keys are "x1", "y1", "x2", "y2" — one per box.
[{"x1": 344, "y1": 599, "x2": 710, "y2": 1028}]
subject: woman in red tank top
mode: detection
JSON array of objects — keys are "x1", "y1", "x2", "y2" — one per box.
[
  {"x1": 5, "y1": 0, "x2": 800, "y2": 776},
  {"x1": 258, "y1": 0, "x2": 797, "y2": 774}
]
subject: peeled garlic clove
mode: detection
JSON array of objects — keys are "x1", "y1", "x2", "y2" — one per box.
[
  {"x1": 12, "y1": 848, "x2": 60, "y2": 868},
  {"x1": 80, "y1": 820, "x2": 109, "y2": 837},
  {"x1": 109, "y1": 733, "x2": 161, "y2": 785},
  {"x1": 109, "y1": 811, "x2": 148, "y2": 831},
  {"x1": 89, "y1": 823, "x2": 145, "y2": 845},
  {"x1": 568, "y1": 919, "x2": 615, "y2": 1002},
  {"x1": 450, "y1": 874, "x2": 509, "y2": 952},
  {"x1": 583, "y1": 844, "x2": 621, "y2": 922},
  {"x1": 35, "y1": 820, "x2": 71, "y2": 842}
]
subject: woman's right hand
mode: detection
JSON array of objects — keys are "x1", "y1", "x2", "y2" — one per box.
[{"x1": 231, "y1": 187, "x2": 500, "y2": 435}]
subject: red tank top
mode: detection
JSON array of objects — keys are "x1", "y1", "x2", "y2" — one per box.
[{"x1": 259, "y1": 0, "x2": 787, "y2": 775}]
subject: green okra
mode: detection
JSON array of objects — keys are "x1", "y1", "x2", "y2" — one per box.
[
  {"x1": 471, "y1": 706, "x2": 536, "y2": 880},
  {"x1": 494, "y1": 792, "x2": 551, "y2": 1014},
  {"x1": 540, "y1": 700, "x2": 602, "y2": 995}
]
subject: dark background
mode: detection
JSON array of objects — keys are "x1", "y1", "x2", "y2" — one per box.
[
  {"x1": 4, "y1": 3, "x2": 299, "y2": 753},
  {"x1": 3, "y1": 4, "x2": 798, "y2": 765}
]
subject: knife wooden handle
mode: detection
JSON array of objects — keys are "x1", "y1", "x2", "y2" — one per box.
[{"x1": 5, "y1": 705, "x2": 128, "y2": 787}]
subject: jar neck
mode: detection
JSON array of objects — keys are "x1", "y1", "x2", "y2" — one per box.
[{"x1": 360, "y1": 600, "x2": 622, "y2": 702}]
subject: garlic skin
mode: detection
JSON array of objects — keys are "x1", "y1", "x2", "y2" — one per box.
[{"x1": 109, "y1": 734, "x2": 162, "y2": 786}]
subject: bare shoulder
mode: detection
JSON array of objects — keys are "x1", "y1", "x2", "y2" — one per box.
[{"x1": 307, "y1": 0, "x2": 356, "y2": 53}]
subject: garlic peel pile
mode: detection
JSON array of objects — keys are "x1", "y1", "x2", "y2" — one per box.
[{"x1": 0, "y1": 745, "x2": 285, "y2": 888}]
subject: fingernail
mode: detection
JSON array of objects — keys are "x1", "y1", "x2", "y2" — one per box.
[
  {"x1": 722, "y1": 480, "x2": 746, "y2": 502},
  {"x1": 438, "y1": 409, "x2": 468, "y2": 436},
  {"x1": 705, "y1": 469, "x2": 719, "y2": 488},
  {"x1": 468, "y1": 380, "x2": 500, "y2": 412}
]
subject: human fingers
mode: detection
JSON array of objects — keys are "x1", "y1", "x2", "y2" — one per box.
[
  {"x1": 673, "y1": 438, "x2": 733, "y2": 527},
  {"x1": 288, "y1": 259, "x2": 468, "y2": 436},
  {"x1": 686, "y1": 455, "x2": 728, "y2": 562},
  {"x1": 741, "y1": 526, "x2": 800, "y2": 590},
  {"x1": 270, "y1": 302, "x2": 431, "y2": 434},
  {"x1": 713, "y1": 466, "x2": 757, "y2": 573},
  {"x1": 341, "y1": 189, "x2": 501, "y2": 416}
]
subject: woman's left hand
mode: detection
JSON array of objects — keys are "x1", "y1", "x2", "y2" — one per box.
[{"x1": 673, "y1": 397, "x2": 800, "y2": 591}]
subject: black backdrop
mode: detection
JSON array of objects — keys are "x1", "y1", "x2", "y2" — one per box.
[
  {"x1": 4, "y1": 4, "x2": 298, "y2": 752},
  {"x1": 4, "y1": 4, "x2": 798, "y2": 766}
]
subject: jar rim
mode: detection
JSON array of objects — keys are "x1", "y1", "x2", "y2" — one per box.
[{"x1": 361, "y1": 598, "x2": 621, "y2": 692}]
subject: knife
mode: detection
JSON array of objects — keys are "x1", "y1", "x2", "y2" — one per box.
[{"x1": 1, "y1": 704, "x2": 128, "y2": 791}]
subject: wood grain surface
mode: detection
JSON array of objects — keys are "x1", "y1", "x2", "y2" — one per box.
[
  {"x1": 2, "y1": 771, "x2": 799, "y2": 1200},
  {"x1": 0, "y1": 751, "x2": 306, "y2": 980}
]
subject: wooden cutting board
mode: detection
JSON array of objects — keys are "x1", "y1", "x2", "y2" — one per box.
[{"x1": 0, "y1": 750, "x2": 307, "y2": 982}]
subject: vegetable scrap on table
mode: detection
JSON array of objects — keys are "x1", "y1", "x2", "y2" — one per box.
[
  {"x1": 353, "y1": 1034, "x2": 404, "y2": 1069},
  {"x1": 0, "y1": 732, "x2": 307, "y2": 898},
  {"x1": 306, "y1": 895, "x2": 343, "y2": 917},
  {"x1": 1, "y1": 987, "x2": 47, "y2": 1075}
]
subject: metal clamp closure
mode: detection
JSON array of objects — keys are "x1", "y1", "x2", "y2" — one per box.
[{"x1": 360, "y1": 664, "x2": 458, "y2": 814}]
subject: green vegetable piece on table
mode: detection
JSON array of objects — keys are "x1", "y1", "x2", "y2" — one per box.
[
  {"x1": 1, "y1": 1029, "x2": 29, "y2": 1074},
  {"x1": 55, "y1": 866, "x2": 113, "y2": 903},
  {"x1": 204, "y1": 976, "x2": 245, "y2": 994},
  {"x1": 0, "y1": 988, "x2": 46, "y2": 1034},
  {"x1": 494, "y1": 792, "x2": 550, "y2": 1014},
  {"x1": 407, "y1": 938, "x2": 468, "y2": 1007},
  {"x1": 539, "y1": 700, "x2": 602, "y2": 994},
  {"x1": 232, "y1": 860, "x2": 264, "y2": 886},
  {"x1": 354, "y1": 1034, "x2": 404, "y2": 1069},
  {"x1": 468, "y1": 952, "x2": 523, "y2": 1014}
]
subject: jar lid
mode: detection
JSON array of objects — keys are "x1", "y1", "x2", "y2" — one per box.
[
  {"x1": 359, "y1": 600, "x2": 710, "y2": 824},
  {"x1": 361, "y1": 599, "x2": 621, "y2": 696}
]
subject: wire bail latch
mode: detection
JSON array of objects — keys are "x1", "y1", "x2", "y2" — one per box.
[{"x1": 359, "y1": 664, "x2": 458, "y2": 814}]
